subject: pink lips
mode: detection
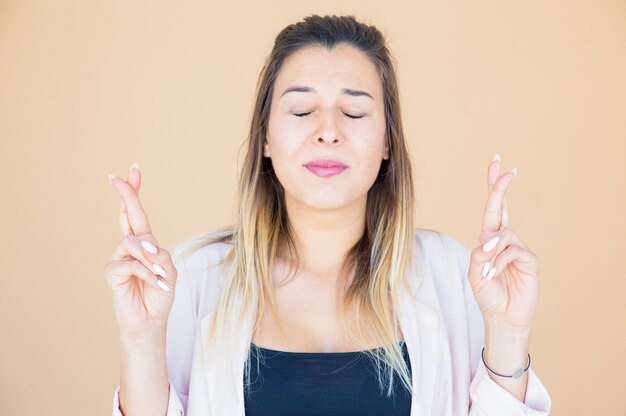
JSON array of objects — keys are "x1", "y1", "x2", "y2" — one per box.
[{"x1": 305, "y1": 159, "x2": 347, "y2": 178}]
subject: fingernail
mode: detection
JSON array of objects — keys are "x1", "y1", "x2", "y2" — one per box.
[
  {"x1": 487, "y1": 266, "x2": 497, "y2": 280},
  {"x1": 492, "y1": 154, "x2": 501, "y2": 162},
  {"x1": 482, "y1": 236, "x2": 499, "y2": 252},
  {"x1": 153, "y1": 263, "x2": 167, "y2": 278},
  {"x1": 156, "y1": 279, "x2": 170, "y2": 292},
  {"x1": 482, "y1": 261, "x2": 491, "y2": 278},
  {"x1": 107, "y1": 173, "x2": 116, "y2": 183},
  {"x1": 511, "y1": 167, "x2": 517, "y2": 177},
  {"x1": 130, "y1": 162, "x2": 140, "y2": 173},
  {"x1": 141, "y1": 240, "x2": 158, "y2": 254}
]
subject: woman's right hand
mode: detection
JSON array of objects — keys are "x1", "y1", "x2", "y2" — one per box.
[{"x1": 103, "y1": 164, "x2": 178, "y2": 340}]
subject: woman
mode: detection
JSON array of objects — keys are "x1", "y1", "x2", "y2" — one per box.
[{"x1": 104, "y1": 14, "x2": 552, "y2": 415}]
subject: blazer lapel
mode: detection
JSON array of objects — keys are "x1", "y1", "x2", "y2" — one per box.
[
  {"x1": 200, "y1": 305, "x2": 253, "y2": 416},
  {"x1": 398, "y1": 276, "x2": 441, "y2": 416}
]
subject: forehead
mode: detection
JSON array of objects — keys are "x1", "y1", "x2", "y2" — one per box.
[{"x1": 274, "y1": 43, "x2": 382, "y2": 99}]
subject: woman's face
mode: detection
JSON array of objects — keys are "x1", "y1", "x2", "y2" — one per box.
[{"x1": 265, "y1": 43, "x2": 388, "y2": 212}]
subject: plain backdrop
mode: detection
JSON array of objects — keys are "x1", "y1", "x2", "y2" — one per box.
[{"x1": 0, "y1": 1, "x2": 624, "y2": 415}]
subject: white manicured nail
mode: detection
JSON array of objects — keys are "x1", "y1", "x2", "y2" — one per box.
[
  {"x1": 153, "y1": 263, "x2": 167, "y2": 278},
  {"x1": 492, "y1": 154, "x2": 501, "y2": 162},
  {"x1": 482, "y1": 236, "x2": 499, "y2": 252},
  {"x1": 130, "y1": 162, "x2": 140, "y2": 172},
  {"x1": 156, "y1": 279, "x2": 170, "y2": 292},
  {"x1": 482, "y1": 261, "x2": 491, "y2": 278},
  {"x1": 141, "y1": 240, "x2": 158, "y2": 254},
  {"x1": 107, "y1": 173, "x2": 116, "y2": 183},
  {"x1": 511, "y1": 167, "x2": 517, "y2": 177},
  {"x1": 487, "y1": 266, "x2": 497, "y2": 280}
]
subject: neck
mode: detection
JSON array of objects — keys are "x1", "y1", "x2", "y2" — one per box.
[{"x1": 281, "y1": 193, "x2": 367, "y2": 276}]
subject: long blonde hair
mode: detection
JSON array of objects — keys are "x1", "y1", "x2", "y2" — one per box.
[{"x1": 177, "y1": 14, "x2": 418, "y2": 398}]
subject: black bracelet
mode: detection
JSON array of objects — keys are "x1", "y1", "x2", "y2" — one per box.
[{"x1": 481, "y1": 347, "x2": 531, "y2": 379}]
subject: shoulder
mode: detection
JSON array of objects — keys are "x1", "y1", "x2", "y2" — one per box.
[
  {"x1": 171, "y1": 228, "x2": 234, "y2": 271},
  {"x1": 412, "y1": 227, "x2": 472, "y2": 264},
  {"x1": 410, "y1": 228, "x2": 473, "y2": 302},
  {"x1": 170, "y1": 228, "x2": 236, "y2": 315}
]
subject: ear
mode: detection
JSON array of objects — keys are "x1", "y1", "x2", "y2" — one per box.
[
  {"x1": 263, "y1": 138, "x2": 270, "y2": 158},
  {"x1": 383, "y1": 144, "x2": 389, "y2": 160}
]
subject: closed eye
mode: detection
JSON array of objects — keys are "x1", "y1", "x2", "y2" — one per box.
[{"x1": 293, "y1": 112, "x2": 365, "y2": 119}]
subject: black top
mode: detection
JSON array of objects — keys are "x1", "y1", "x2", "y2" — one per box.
[{"x1": 243, "y1": 340, "x2": 413, "y2": 416}]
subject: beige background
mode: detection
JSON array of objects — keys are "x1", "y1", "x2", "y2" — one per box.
[{"x1": 1, "y1": 1, "x2": 624, "y2": 414}]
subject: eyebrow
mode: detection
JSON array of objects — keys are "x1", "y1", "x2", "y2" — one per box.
[{"x1": 280, "y1": 85, "x2": 374, "y2": 101}]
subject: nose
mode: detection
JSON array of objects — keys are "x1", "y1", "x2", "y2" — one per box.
[
  {"x1": 314, "y1": 110, "x2": 344, "y2": 146},
  {"x1": 316, "y1": 136, "x2": 342, "y2": 145}
]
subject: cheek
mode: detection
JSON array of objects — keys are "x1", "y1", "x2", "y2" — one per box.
[
  {"x1": 266, "y1": 137, "x2": 302, "y2": 184},
  {"x1": 266, "y1": 114, "x2": 296, "y2": 156},
  {"x1": 268, "y1": 136, "x2": 300, "y2": 165},
  {"x1": 357, "y1": 146, "x2": 385, "y2": 184},
  {"x1": 349, "y1": 119, "x2": 379, "y2": 137}
]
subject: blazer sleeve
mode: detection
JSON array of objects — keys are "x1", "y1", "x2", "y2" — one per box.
[
  {"x1": 111, "y1": 240, "x2": 197, "y2": 416},
  {"x1": 111, "y1": 381, "x2": 184, "y2": 416},
  {"x1": 441, "y1": 233, "x2": 553, "y2": 415}
]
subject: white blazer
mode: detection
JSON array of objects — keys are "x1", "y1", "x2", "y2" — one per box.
[{"x1": 112, "y1": 229, "x2": 552, "y2": 415}]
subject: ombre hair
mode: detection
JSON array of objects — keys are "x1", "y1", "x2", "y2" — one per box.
[{"x1": 176, "y1": 14, "x2": 417, "y2": 397}]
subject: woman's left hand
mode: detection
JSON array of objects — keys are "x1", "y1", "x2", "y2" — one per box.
[{"x1": 467, "y1": 155, "x2": 540, "y2": 330}]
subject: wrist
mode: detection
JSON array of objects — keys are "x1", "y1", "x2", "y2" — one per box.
[
  {"x1": 484, "y1": 322, "x2": 532, "y2": 375},
  {"x1": 485, "y1": 319, "x2": 532, "y2": 340},
  {"x1": 120, "y1": 325, "x2": 167, "y2": 355},
  {"x1": 481, "y1": 320, "x2": 533, "y2": 402},
  {"x1": 118, "y1": 326, "x2": 169, "y2": 416}
]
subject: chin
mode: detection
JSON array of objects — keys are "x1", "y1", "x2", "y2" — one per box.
[{"x1": 288, "y1": 190, "x2": 362, "y2": 212}]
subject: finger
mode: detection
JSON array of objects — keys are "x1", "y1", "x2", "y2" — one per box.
[
  {"x1": 480, "y1": 172, "x2": 515, "y2": 237},
  {"x1": 485, "y1": 245, "x2": 538, "y2": 281},
  {"x1": 110, "y1": 235, "x2": 175, "y2": 285},
  {"x1": 501, "y1": 194, "x2": 510, "y2": 228},
  {"x1": 109, "y1": 176, "x2": 152, "y2": 236},
  {"x1": 488, "y1": 155, "x2": 511, "y2": 229},
  {"x1": 119, "y1": 163, "x2": 142, "y2": 238},
  {"x1": 119, "y1": 200, "x2": 132, "y2": 238},
  {"x1": 484, "y1": 226, "x2": 529, "y2": 256},
  {"x1": 469, "y1": 226, "x2": 529, "y2": 288},
  {"x1": 103, "y1": 259, "x2": 168, "y2": 292},
  {"x1": 488, "y1": 155, "x2": 500, "y2": 194},
  {"x1": 128, "y1": 162, "x2": 141, "y2": 193}
]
